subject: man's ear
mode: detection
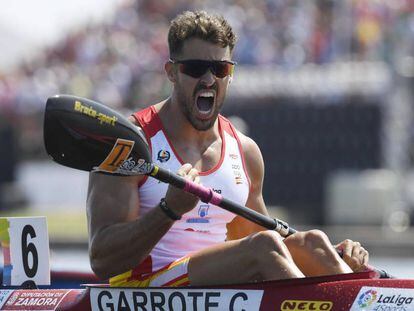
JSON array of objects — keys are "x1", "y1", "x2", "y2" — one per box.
[{"x1": 165, "y1": 61, "x2": 177, "y2": 83}]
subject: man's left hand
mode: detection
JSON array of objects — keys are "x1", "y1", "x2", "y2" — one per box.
[{"x1": 335, "y1": 239, "x2": 369, "y2": 272}]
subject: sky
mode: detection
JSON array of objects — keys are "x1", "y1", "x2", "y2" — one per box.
[{"x1": 0, "y1": 0, "x2": 122, "y2": 72}]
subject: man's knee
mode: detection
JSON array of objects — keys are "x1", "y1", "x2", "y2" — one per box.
[
  {"x1": 303, "y1": 229, "x2": 332, "y2": 249},
  {"x1": 246, "y1": 230, "x2": 290, "y2": 257},
  {"x1": 285, "y1": 229, "x2": 332, "y2": 253},
  {"x1": 242, "y1": 231, "x2": 299, "y2": 280}
]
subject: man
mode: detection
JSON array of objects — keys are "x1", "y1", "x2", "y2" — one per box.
[{"x1": 87, "y1": 10, "x2": 368, "y2": 287}]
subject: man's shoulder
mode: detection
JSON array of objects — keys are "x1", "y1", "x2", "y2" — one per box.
[
  {"x1": 130, "y1": 105, "x2": 155, "y2": 126},
  {"x1": 218, "y1": 115, "x2": 258, "y2": 153},
  {"x1": 237, "y1": 131, "x2": 261, "y2": 157}
]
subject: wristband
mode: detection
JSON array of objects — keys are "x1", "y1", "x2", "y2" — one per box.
[{"x1": 159, "y1": 198, "x2": 181, "y2": 221}]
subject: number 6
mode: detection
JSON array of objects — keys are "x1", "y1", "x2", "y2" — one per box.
[{"x1": 21, "y1": 225, "x2": 39, "y2": 278}]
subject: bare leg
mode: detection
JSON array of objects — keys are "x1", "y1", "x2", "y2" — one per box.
[
  {"x1": 284, "y1": 230, "x2": 353, "y2": 276},
  {"x1": 188, "y1": 231, "x2": 304, "y2": 286}
]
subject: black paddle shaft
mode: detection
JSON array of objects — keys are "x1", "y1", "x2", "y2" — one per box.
[{"x1": 152, "y1": 164, "x2": 296, "y2": 237}]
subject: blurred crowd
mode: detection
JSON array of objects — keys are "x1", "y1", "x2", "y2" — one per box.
[
  {"x1": 0, "y1": 0, "x2": 412, "y2": 212},
  {"x1": 1, "y1": 0, "x2": 413, "y2": 112},
  {"x1": 0, "y1": 0, "x2": 412, "y2": 159}
]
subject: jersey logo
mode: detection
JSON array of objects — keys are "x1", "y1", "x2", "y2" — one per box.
[
  {"x1": 229, "y1": 153, "x2": 238, "y2": 160},
  {"x1": 157, "y1": 150, "x2": 170, "y2": 163},
  {"x1": 186, "y1": 204, "x2": 210, "y2": 223},
  {"x1": 233, "y1": 170, "x2": 243, "y2": 185},
  {"x1": 198, "y1": 204, "x2": 209, "y2": 217}
]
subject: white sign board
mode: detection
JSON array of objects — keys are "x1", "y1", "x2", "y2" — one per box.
[
  {"x1": 0, "y1": 217, "x2": 50, "y2": 286},
  {"x1": 90, "y1": 288, "x2": 264, "y2": 311}
]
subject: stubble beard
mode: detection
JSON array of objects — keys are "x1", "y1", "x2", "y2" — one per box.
[{"x1": 177, "y1": 87, "x2": 224, "y2": 131}]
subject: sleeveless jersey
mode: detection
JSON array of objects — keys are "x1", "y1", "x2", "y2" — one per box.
[{"x1": 131, "y1": 106, "x2": 250, "y2": 274}]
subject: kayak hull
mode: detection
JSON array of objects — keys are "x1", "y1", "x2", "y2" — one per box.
[{"x1": 1, "y1": 271, "x2": 414, "y2": 310}]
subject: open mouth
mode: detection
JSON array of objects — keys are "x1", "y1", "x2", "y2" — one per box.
[{"x1": 195, "y1": 90, "x2": 215, "y2": 119}]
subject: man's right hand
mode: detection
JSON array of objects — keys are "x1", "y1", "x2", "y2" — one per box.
[{"x1": 164, "y1": 163, "x2": 200, "y2": 216}]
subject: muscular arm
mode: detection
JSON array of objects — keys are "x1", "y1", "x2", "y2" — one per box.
[
  {"x1": 87, "y1": 116, "x2": 201, "y2": 279},
  {"x1": 226, "y1": 134, "x2": 269, "y2": 240},
  {"x1": 87, "y1": 173, "x2": 175, "y2": 279},
  {"x1": 87, "y1": 116, "x2": 176, "y2": 280}
]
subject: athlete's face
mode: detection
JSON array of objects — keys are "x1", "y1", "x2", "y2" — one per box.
[{"x1": 167, "y1": 38, "x2": 233, "y2": 131}]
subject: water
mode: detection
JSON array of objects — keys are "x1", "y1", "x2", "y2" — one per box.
[{"x1": 369, "y1": 257, "x2": 414, "y2": 279}]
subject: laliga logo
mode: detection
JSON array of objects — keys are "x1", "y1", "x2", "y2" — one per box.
[
  {"x1": 358, "y1": 289, "x2": 378, "y2": 308},
  {"x1": 157, "y1": 150, "x2": 170, "y2": 163}
]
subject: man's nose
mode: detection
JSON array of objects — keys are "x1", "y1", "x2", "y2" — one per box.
[{"x1": 199, "y1": 69, "x2": 215, "y2": 87}]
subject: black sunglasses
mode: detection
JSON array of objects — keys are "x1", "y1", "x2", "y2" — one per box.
[{"x1": 169, "y1": 59, "x2": 236, "y2": 78}]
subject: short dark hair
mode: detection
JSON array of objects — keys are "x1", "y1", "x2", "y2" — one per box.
[{"x1": 168, "y1": 10, "x2": 237, "y2": 58}]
